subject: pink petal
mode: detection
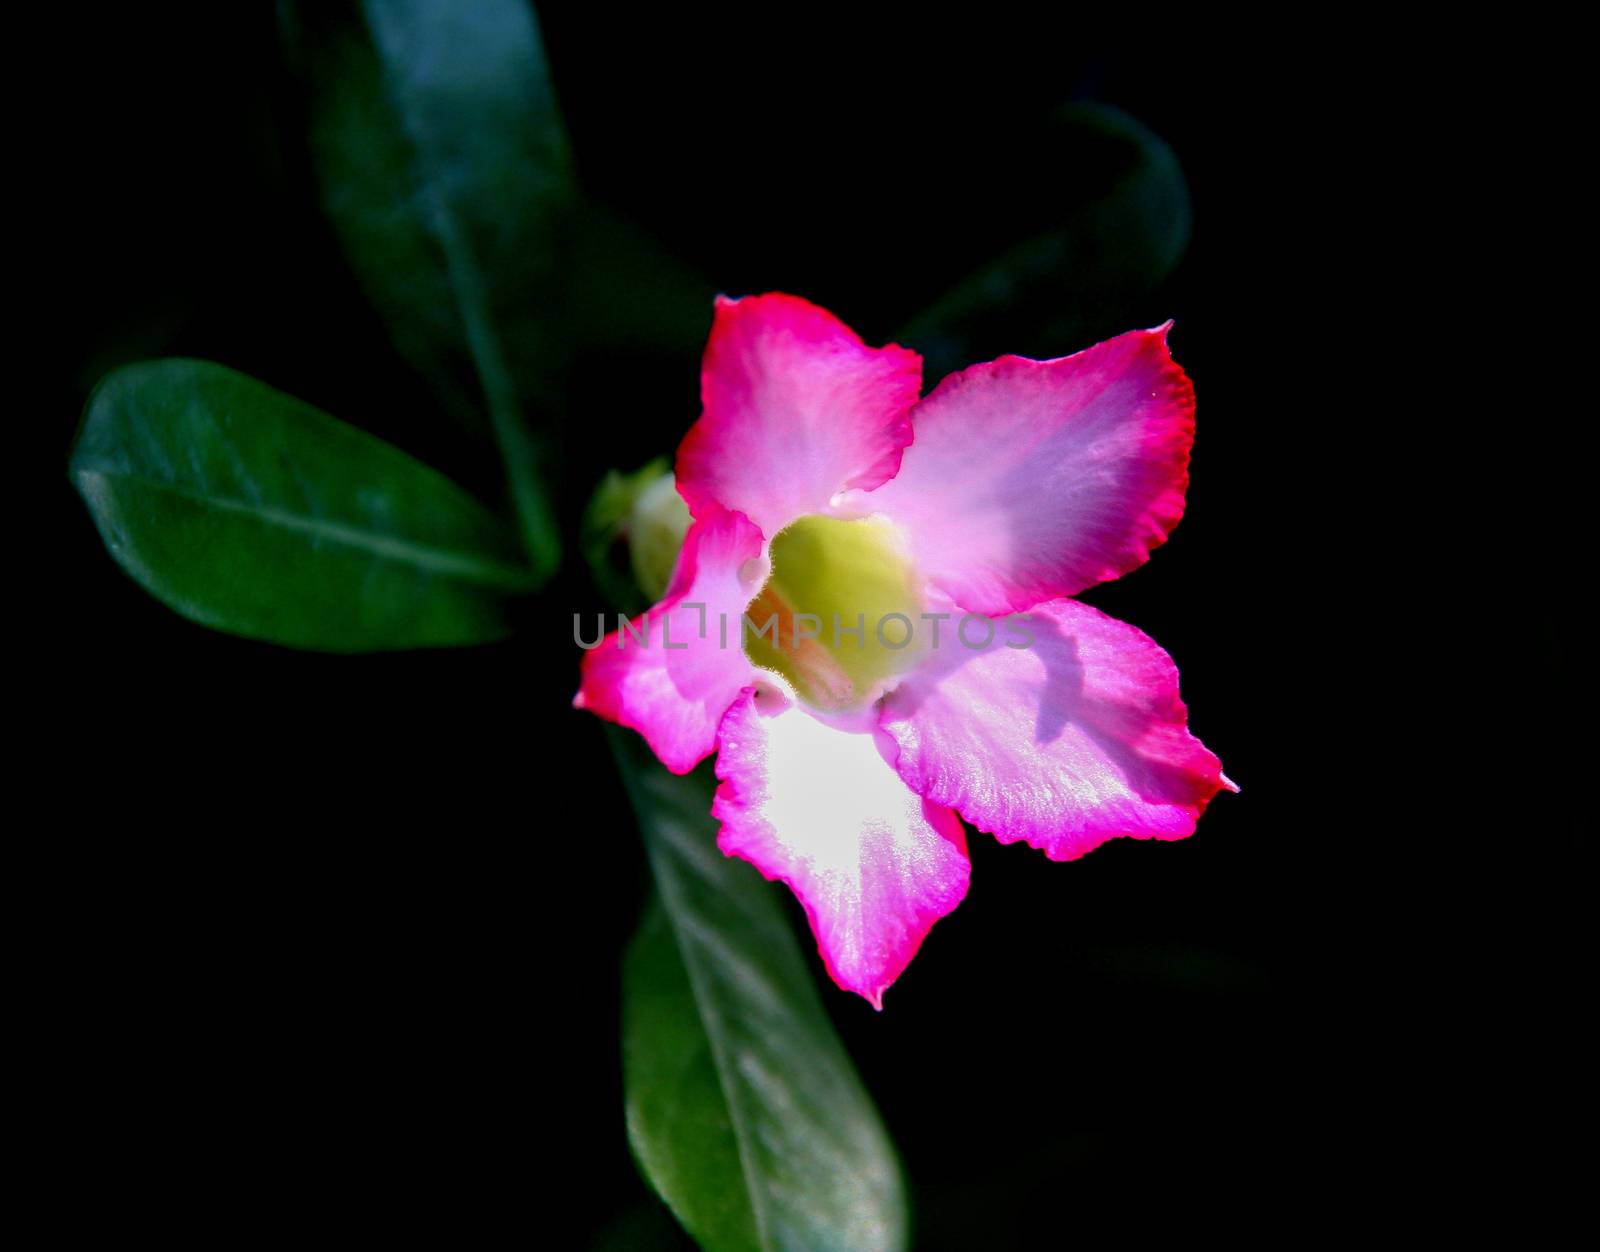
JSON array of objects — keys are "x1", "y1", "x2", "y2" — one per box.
[
  {"x1": 676, "y1": 293, "x2": 922, "y2": 538},
  {"x1": 574, "y1": 507, "x2": 765, "y2": 774},
  {"x1": 849, "y1": 325, "x2": 1195, "y2": 615},
  {"x1": 880, "y1": 597, "x2": 1235, "y2": 861},
  {"x1": 712, "y1": 687, "x2": 970, "y2": 1008}
]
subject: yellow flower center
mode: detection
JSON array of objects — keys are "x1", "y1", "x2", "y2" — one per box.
[{"x1": 743, "y1": 514, "x2": 924, "y2": 712}]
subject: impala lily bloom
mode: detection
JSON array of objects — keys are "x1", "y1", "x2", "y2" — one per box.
[{"x1": 576, "y1": 293, "x2": 1235, "y2": 1008}]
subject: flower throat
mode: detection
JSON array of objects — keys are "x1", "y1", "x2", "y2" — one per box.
[{"x1": 743, "y1": 514, "x2": 924, "y2": 712}]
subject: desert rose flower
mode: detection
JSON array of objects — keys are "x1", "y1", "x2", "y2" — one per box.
[{"x1": 576, "y1": 293, "x2": 1235, "y2": 1007}]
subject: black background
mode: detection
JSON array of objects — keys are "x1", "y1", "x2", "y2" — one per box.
[{"x1": 48, "y1": 6, "x2": 1505, "y2": 1245}]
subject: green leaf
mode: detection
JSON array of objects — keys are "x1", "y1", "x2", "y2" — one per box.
[
  {"x1": 70, "y1": 359, "x2": 535, "y2": 651},
  {"x1": 280, "y1": 0, "x2": 571, "y2": 578},
  {"x1": 613, "y1": 729, "x2": 909, "y2": 1252},
  {"x1": 559, "y1": 203, "x2": 717, "y2": 358},
  {"x1": 900, "y1": 103, "x2": 1193, "y2": 377}
]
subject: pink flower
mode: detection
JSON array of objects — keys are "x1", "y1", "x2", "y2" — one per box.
[{"x1": 575, "y1": 293, "x2": 1235, "y2": 1008}]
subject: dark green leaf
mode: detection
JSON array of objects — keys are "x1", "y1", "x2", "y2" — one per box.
[
  {"x1": 614, "y1": 729, "x2": 909, "y2": 1252},
  {"x1": 281, "y1": 0, "x2": 570, "y2": 577},
  {"x1": 71, "y1": 359, "x2": 534, "y2": 651},
  {"x1": 560, "y1": 204, "x2": 716, "y2": 358},
  {"x1": 900, "y1": 103, "x2": 1192, "y2": 377}
]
